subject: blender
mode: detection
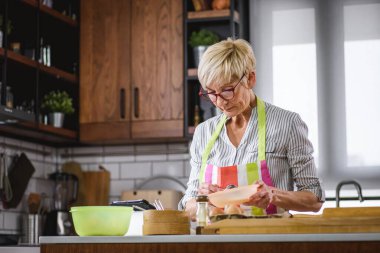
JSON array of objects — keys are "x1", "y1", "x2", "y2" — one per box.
[{"x1": 44, "y1": 172, "x2": 78, "y2": 236}]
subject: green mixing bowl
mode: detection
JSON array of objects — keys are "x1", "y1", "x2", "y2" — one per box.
[{"x1": 70, "y1": 206, "x2": 133, "y2": 236}]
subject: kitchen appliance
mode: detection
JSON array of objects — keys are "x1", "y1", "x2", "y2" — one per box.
[{"x1": 44, "y1": 172, "x2": 78, "y2": 236}]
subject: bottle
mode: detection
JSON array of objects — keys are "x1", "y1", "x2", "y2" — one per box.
[
  {"x1": 195, "y1": 195, "x2": 209, "y2": 234},
  {"x1": 5, "y1": 86, "x2": 14, "y2": 109},
  {"x1": 194, "y1": 105, "x2": 200, "y2": 127},
  {"x1": 39, "y1": 38, "x2": 44, "y2": 64},
  {"x1": 46, "y1": 45, "x2": 51, "y2": 66}
]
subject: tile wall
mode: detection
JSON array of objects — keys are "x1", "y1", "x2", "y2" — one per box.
[{"x1": 0, "y1": 136, "x2": 191, "y2": 235}]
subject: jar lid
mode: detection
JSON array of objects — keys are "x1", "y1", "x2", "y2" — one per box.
[{"x1": 196, "y1": 195, "x2": 209, "y2": 202}]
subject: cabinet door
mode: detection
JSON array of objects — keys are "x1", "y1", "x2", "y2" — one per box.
[
  {"x1": 80, "y1": 0, "x2": 131, "y2": 142},
  {"x1": 131, "y1": 0, "x2": 183, "y2": 139}
]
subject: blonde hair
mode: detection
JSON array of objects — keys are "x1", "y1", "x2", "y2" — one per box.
[{"x1": 198, "y1": 38, "x2": 256, "y2": 90}]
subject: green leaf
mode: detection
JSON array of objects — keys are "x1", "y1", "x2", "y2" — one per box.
[
  {"x1": 41, "y1": 90, "x2": 75, "y2": 115},
  {"x1": 189, "y1": 29, "x2": 219, "y2": 48}
]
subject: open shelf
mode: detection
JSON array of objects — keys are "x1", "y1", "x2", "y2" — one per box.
[
  {"x1": 1, "y1": 48, "x2": 38, "y2": 68},
  {"x1": 39, "y1": 64, "x2": 78, "y2": 83},
  {"x1": 187, "y1": 10, "x2": 240, "y2": 23},
  {"x1": 38, "y1": 123, "x2": 77, "y2": 139},
  {"x1": 1, "y1": 0, "x2": 80, "y2": 145},
  {"x1": 22, "y1": 0, "x2": 78, "y2": 27},
  {"x1": 0, "y1": 123, "x2": 78, "y2": 145},
  {"x1": 184, "y1": 0, "x2": 248, "y2": 139},
  {"x1": 1, "y1": 48, "x2": 78, "y2": 84},
  {"x1": 0, "y1": 106, "x2": 35, "y2": 123},
  {"x1": 0, "y1": 105, "x2": 77, "y2": 143}
]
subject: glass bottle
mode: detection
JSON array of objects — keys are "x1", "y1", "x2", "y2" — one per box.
[
  {"x1": 5, "y1": 86, "x2": 14, "y2": 109},
  {"x1": 195, "y1": 195, "x2": 209, "y2": 234},
  {"x1": 194, "y1": 105, "x2": 200, "y2": 127}
]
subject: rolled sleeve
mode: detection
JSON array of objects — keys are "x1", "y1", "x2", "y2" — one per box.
[
  {"x1": 178, "y1": 126, "x2": 203, "y2": 210},
  {"x1": 287, "y1": 114, "x2": 325, "y2": 202}
]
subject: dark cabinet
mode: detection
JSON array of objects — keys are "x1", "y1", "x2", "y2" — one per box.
[
  {"x1": 183, "y1": 0, "x2": 249, "y2": 137},
  {"x1": 0, "y1": 0, "x2": 79, "y2": 143}
]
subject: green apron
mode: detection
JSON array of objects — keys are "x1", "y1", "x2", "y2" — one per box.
[{"x1": 198, "y1": 97, "x2": 278, "y2": 215}]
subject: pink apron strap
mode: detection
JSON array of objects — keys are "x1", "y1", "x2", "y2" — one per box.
[
  {"x1": 260, "y1": 160, "x2": 277, "y2": 214},
  {"x1": 204, "y1": 164, "x2": 214, "y2": 185}
]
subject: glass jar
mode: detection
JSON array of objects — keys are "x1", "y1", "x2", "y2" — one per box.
[{"x1": 195, "y1": 195, "x2": 209, "y2": 234}]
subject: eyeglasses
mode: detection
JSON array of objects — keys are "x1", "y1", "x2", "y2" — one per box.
[{"x1": 199, "y1": 74, "x2": 246, "y2": 103}]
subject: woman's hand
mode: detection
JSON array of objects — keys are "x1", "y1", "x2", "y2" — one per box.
[
  {"x1": 243, "y1": 180, "x2": 273, "y2": 209},
  {"x1": 197, "y1": 182, "x2": 223, "y2": 195},
  {"x1": 185, "y1": 183, "x2": 223, "y2": 221}
]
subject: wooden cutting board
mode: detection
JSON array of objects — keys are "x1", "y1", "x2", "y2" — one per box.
[
  {"x1": 143, "y1": 210, "x2": 190, "y2": 235},
  {"x1": 203, "y1": 207, "x2": 380, "y2": 235},
  {"x1": 322, "y1": 206, "x2": 380, "y2": 217},
  {"x1": 83, "y1": 169, "x2": 110, "y2": 206}
]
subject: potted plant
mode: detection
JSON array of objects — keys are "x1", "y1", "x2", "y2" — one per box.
[
  {"x1": 0, "y1": 15, "x2": 13, "y2": 48},
  {"x1": 189, "y1": 29, "x2": 219, "y2": 67},
  {"x1": 41, "y1": 90, "x2": 75, "y2": 128}
]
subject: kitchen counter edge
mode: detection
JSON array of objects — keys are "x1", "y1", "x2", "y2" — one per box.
[{"x1": 39, "y1": 233, "x2": 380, "y2": 244}]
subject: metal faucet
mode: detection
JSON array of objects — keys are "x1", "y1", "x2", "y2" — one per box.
[{"x1": 336, "y1": 180, "x2": 364, "y2": 207}]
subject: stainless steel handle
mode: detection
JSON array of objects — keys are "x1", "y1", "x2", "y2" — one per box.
[
  {"x1": 120, "y1": 88, "x2": 125, "y2": 119},
  {"x1": 134, "y1": 87, "x2": 139, "y2": 118}
]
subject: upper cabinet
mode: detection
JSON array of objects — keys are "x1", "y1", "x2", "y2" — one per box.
[
  {"x1": 0, "y1": 0, "x2": 79, "y2": 143},
  {"x1": 131, "y1": 0, "x2": 183, "y2": 139},
  {"x1": 80, "y1": 0, "x2": 183, "y2": 143},
  {"x1": 183, "y1": 0, "x2": 249, "y2": 137},
  {"x1": 80, "y1": 0, "x2": 132, "y2": 142}
]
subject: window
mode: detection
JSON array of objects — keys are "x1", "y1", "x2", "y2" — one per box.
[
  {"x1": 272, "y1": 8, "x2": 319, "y2": 163},
  {"x1": 344, "y1": 3, "x2": 380, "y2": 168},
  {"x1": 250, "y1": 0, "x2": 380, "y2": 189}
]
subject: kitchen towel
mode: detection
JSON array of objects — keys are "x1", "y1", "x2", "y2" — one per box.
[{"x1": 2, "y1": 152, "x2": 35, "y2": 209}]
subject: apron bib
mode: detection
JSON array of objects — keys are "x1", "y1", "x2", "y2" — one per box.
[{"x1": 198, "y1": 98, "x2": 279, "y2": 215}]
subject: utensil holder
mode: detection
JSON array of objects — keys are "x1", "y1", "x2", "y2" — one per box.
[{"x1": 20, "y1": 214, "x2": 42, "y2": 245}]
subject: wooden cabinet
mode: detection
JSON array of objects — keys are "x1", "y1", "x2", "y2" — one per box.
[
  {"x1": 80, "y1": 0, "x2": 183, "y2": 143},
  {"x1": 80, "y1": 0, "x2": 132, "y2": 142},
  {"x1": 131, "y1": 0, "x2": 183, "y2": 139},
  {"x1": 0, "y1": 0, "x2": 79, "y2": 144},
  {"x1": 41, "y1": 240, "x2": 380, "y2": 253}
]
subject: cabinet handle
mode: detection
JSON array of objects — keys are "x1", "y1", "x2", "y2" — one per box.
[
  {"x1": 120, "y1": 88, "x2": 125, "y2": 119},
  {"x1": 134, "y1": 87, "x2": 139, "y2": 118}
]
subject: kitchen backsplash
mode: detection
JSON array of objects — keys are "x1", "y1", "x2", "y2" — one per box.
[{"x1": 0, "y1": 135, "x2": 191, "y2": 235}]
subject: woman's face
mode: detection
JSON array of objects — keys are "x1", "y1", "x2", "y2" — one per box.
[{"x1": 206, "y1": 72, "x2": 255, "y2": 118}]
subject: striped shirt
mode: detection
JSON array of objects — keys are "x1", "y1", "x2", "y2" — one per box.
[{"x1": 179, "y1": 101, "x2": 325, "y2": 210}]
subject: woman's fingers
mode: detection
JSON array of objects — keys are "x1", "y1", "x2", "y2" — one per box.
[
  {"x1": 198, "y1": 183, "x2": 221, "y2": 195},
  {"x1": 243, "y1": 189, "x2": 271, "y2": 208}
]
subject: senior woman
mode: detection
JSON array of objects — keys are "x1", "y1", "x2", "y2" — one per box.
[{"x1": 179, "y1": 38, "x2": 324, "y2": 219}]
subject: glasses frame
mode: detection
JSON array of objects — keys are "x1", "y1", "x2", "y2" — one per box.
[{"x1": 198, "y1": 74, "x2": 246, "y2": 103}]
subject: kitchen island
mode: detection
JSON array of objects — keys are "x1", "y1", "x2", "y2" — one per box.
[{"x1": 40, "y1": 233, "x2": 380, "y2": 253}]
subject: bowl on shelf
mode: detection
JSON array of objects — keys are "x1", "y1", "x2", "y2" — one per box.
[{"x1": 70, "y1": 206, "x2": 133, "y2": 236}]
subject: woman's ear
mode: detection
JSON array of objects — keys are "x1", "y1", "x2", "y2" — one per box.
[{"x1": 247, "y1": 71, "x2": 256, "y2": 89}]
